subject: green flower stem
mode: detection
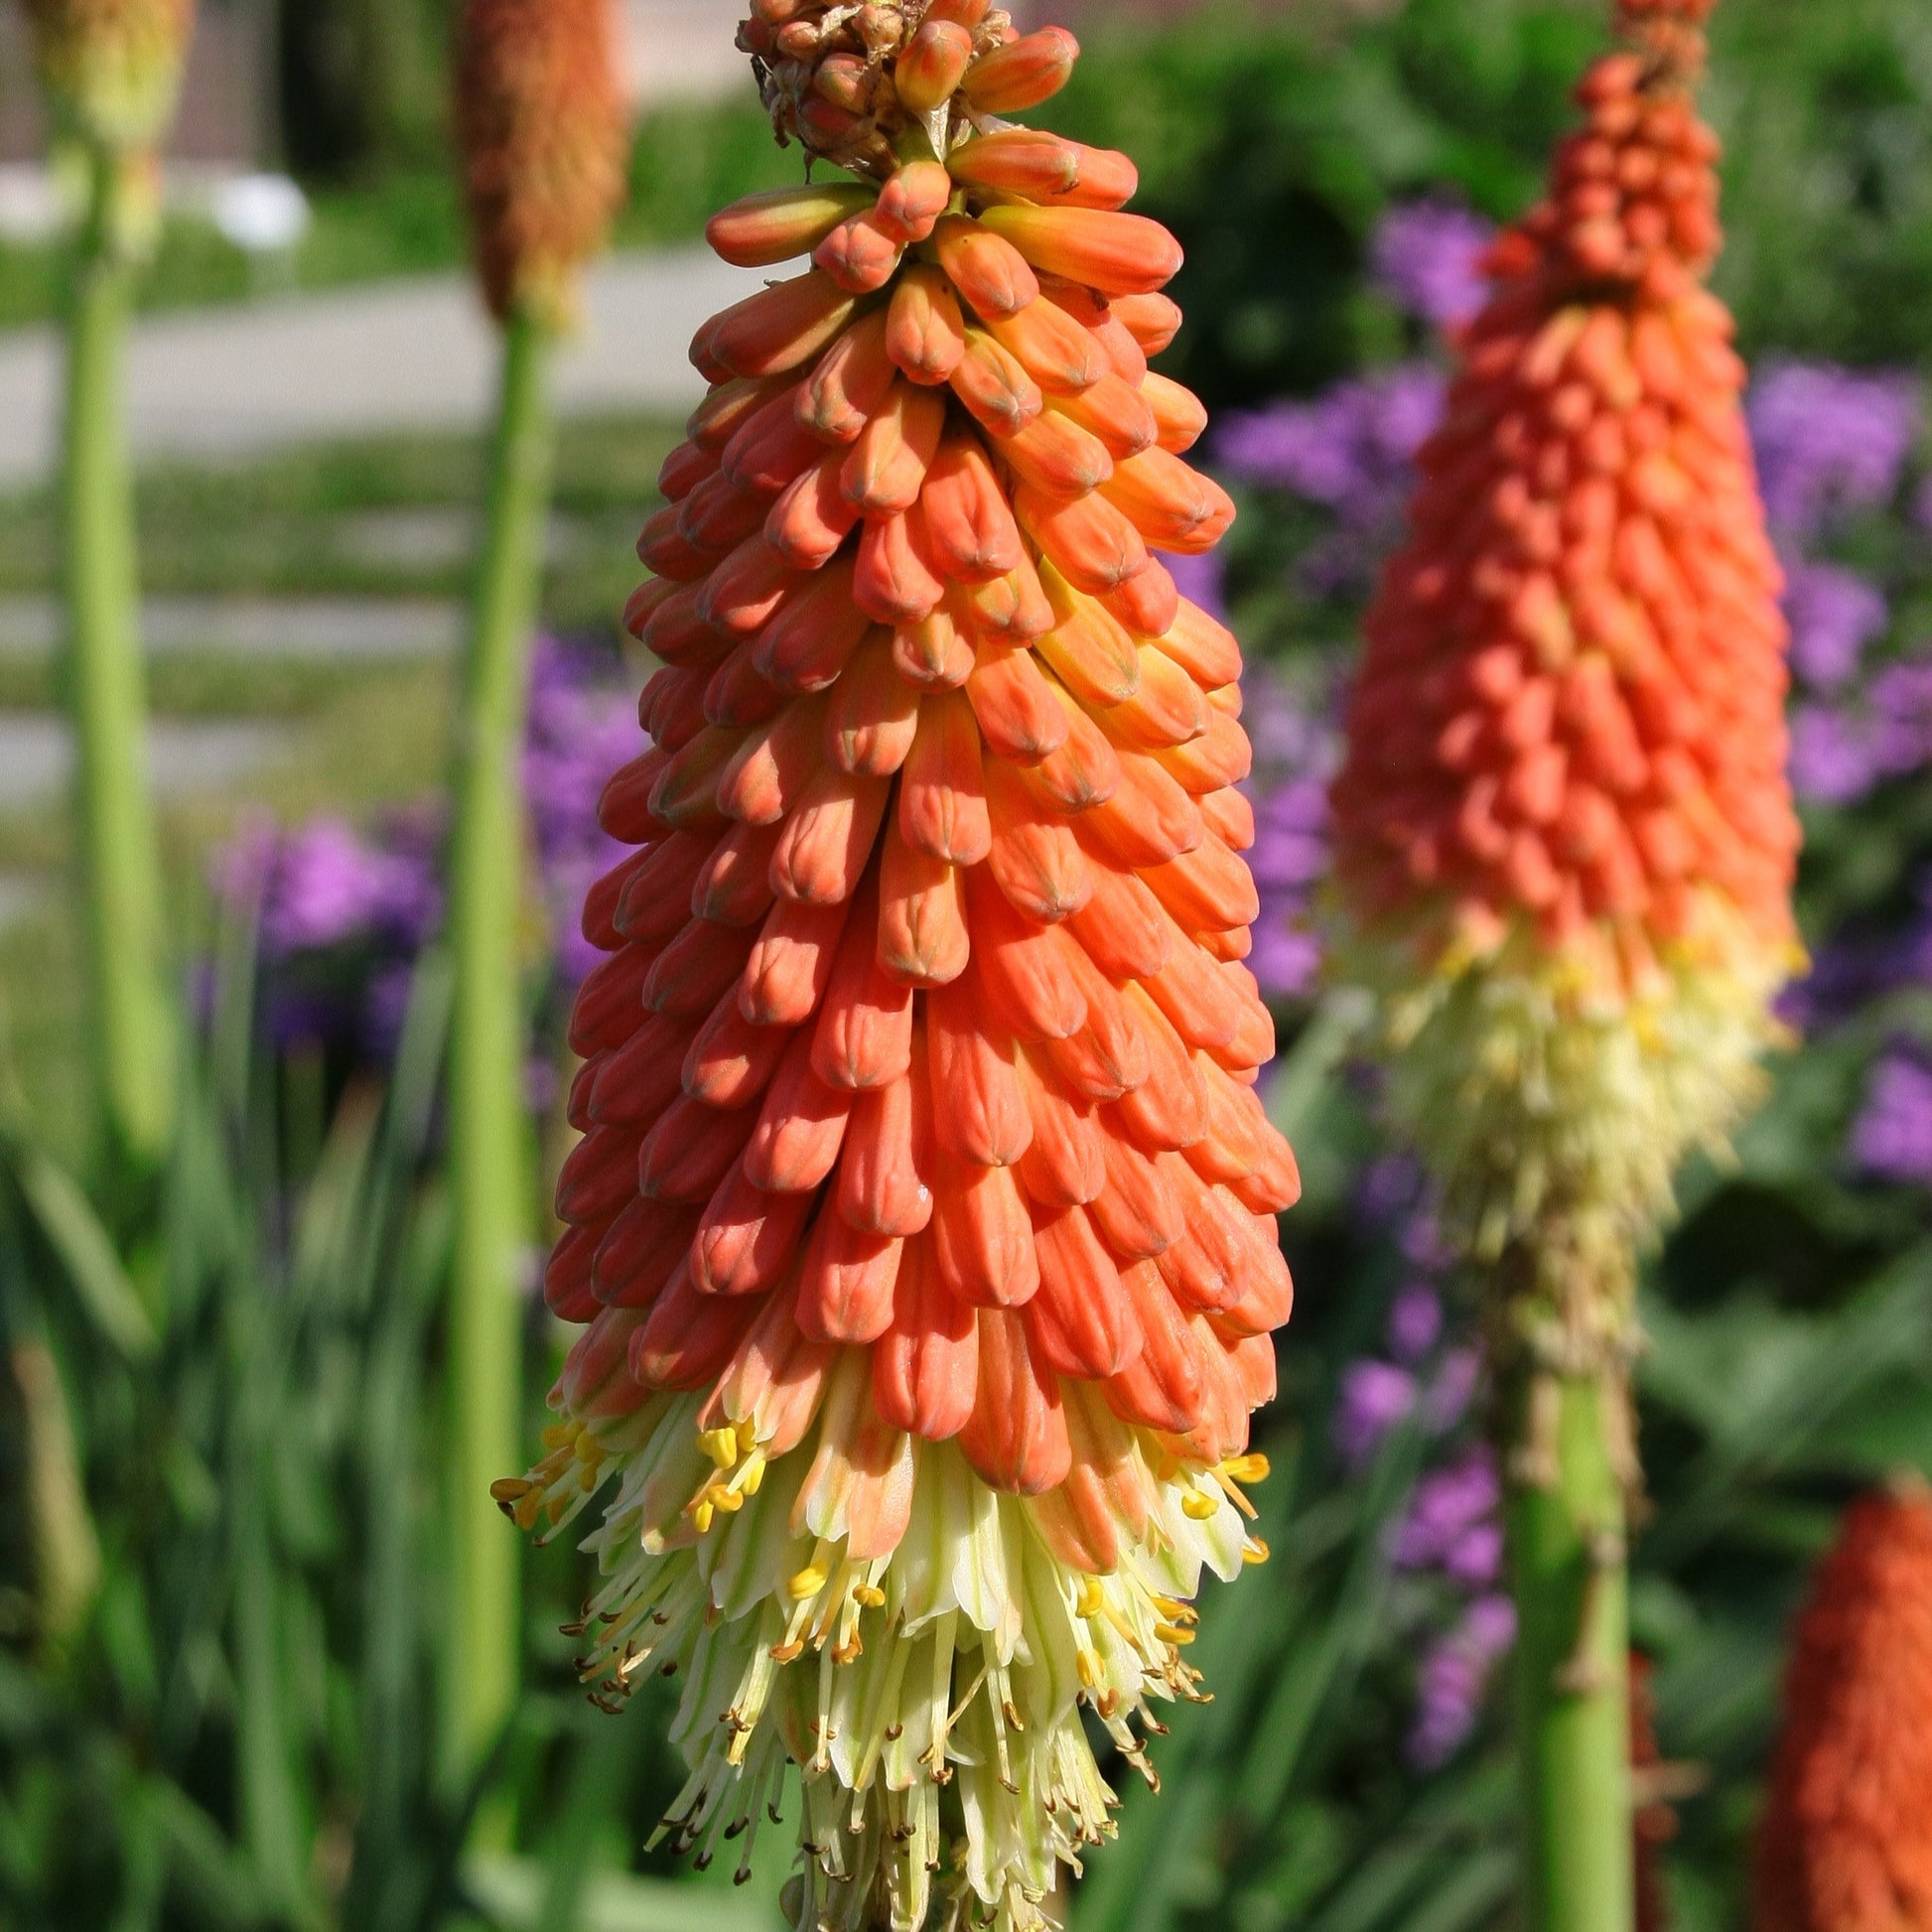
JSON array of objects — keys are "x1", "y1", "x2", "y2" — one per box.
[
  {"x1": 62, "y1": 146, "x2": 173, "y2": 1171},
  {"x1": 443, "y1": 306, "x2": 554, "y2": 1794},
  {"x1": 1506, "y1": 1367, "x2": 1633, "y2": 1932}
]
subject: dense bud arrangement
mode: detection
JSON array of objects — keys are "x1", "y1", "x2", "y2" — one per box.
[
  {"x1": 738, "y1": 0, "x2": 1081, "y2": 180},
  {"x1": 21, "y1": 0, "x2": 195, "y2": 152},
  {"x1": 1756, "y1": 1487, "x2": 1932, "y2": 1932},
  {"x1": 494, "y1": 12, "x2": 1295, "y2": 1931},
  {"x1": 1329, "y1": 0, "x2": 1798, "y2": 1318},
  {"x1": 454, "y1": 0, "x2": 629, "y2": 329}
]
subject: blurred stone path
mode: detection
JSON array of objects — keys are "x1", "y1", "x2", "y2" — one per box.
[
  {"x1": 0, "y1": 247, "x2": 762, "y2": 488},
  {"x1": 0, "y1": 714, "x2": 289, "y2": 807},
  {"x1": 0, "y1": 594, "x2": 461, "y2": 659}
]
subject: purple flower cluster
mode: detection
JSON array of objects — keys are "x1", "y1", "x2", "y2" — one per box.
[
  {"x1": 1852, "y1": 1047, "x2": 1932, "y2": 1188},
  {"x1": 1216, "y1": 365, "x2": 1444, "y2": 595},
  {"x1": 1746, "y1": 361, "x2": 1919, "y2": 543},
  {"x1": 1241, "y1": 663, "x2": 1338, "y2": 1002},
  {"x1": 1370, "y1": 199, "x2": 1496, "y2": 334},
  {"x1": 1409, "y1": 1595, "x2": 1517, "y2": 1772},
  {"x1": 525, "y1": 634, "x2": 644, "y2": 986},
  {"x1": 1733, "y1": 360, "x2": 1932, "y2": 810},
  {"x1": 1331, "y1": 1159, "x2": 1510, "y2": 1766},
  {"x1": 211, "y1": 811, "x2": 440, "y2": 1053},
  {"x1": 211, "y1": 633, "x2": 636, "y2": 1059}
]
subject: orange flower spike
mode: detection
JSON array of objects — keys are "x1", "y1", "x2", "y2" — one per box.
[
  {"x1": 1329, "y1": 0, "x2": 1798, "y2": 1296},
  {"x1": 1756, "y1": 1484, "x2": 1932, "y2": 1932},
  {"x1": 506, "y1": 11, "x2": 1295, "y2": 1930},
  {"x1": 454, "y1": 0, "x2": 627, "y2": 330}
]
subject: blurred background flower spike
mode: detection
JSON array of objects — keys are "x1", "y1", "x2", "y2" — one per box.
[
  {"x1": 442, "y1": 0, "x2": 628, "y2": 1805},
  {"x1": 1328, "y1": 0, "x2": 1799, "y2": 1926},
  {"x1": 22, "y1": 0, "x2": 200, "y2": 1179}
]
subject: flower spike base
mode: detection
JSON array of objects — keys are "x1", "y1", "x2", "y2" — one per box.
[
  {"x1": 1329, "y1": 3, "x2": 1798, "y2": 1930},
  {"x1": 494, "y1": 7, "x2": 1301, "y2": 1927}
]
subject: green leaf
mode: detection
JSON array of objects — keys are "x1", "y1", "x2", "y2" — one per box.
[{"x1": 1, "y1": 1131, "x2": 156, "y2": 1359}]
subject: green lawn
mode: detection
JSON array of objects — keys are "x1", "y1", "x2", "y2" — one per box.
[{"x1": 0, "y1": 410, "x2": 683, "y2": 1157}]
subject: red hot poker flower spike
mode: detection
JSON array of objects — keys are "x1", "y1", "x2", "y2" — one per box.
[
  {"x1": 1329, "y1": 0, "x2": 1799, "y2": 1302},
  {"x1": 22, "y1": 0, "x2": 195, "y2": 152},
  {"x1": 455, "y1": 0, "x2": 629, "y2": 330},
  {"x1": 496, "y1": 10, "x2": 1297, "y2": 1929},
  {"x1": 1756, "y1": 1485, "x2": 1932, "y2": 1932}
]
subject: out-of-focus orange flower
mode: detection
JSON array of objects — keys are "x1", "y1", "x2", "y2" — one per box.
[
  {"x1": 1329, "y1": 0, "x2": 1798, "y2": 1284},
  {"x1": 454, "y1": 0, "x2": 628, "y2": 329},
  {"x1": 21, "y1": 0, "x2": 194, "y2": 151},
  {"x1": 492, "y1": 8, "x2": 1297, "y2": 1928},
  {"x1": 1757, "y1": 1487, "x2": 1932, "y2": 1932}
]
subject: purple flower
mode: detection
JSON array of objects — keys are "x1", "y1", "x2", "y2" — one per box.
[
  {"x1": 1334, "y1": 1360, "x2": 1417, "y2": 1467},
  {"x1": 1216, "y1": 366, "x2": 1444, "y2": 593},
  {"x1": 1788, "y1": 703, "x2": 1883, "y2": 807},
  {"x1": 1395, "y1": 1449, "x2": 1503, "y2": 1584},
  {"x1": 1747, "y1": 361, "x2": 1919, "y2": 542},
  {"x1": 523, "y1": 634, "x2": 644, "y2": 986},
  {"x1": 1371, "y1": 200, "x2": 1496, "y2": 334},
  {"x1": 1354, "y1": 1154, "x2": 1425, "y2": 1227},
  {"x1": 1784, "y1": 563, "x2": 1888, "y2": 689},
  {"x1": 1408, "y1": 1595, "x2": 1517, "y2": 1770},
  {"x1": 226, "y1": 816, "x2": 438, "y2": 959},
  {"x1": 1165, "y1": 545, "x2": 1228, "y2": 624},
  {"x1": 1852, "y1": 1048, "x2": 1932, "y2": 1186},
  {"x1": 1239, "y1": 666, "x2": 1340, "y2": 1000},
  {"x1": 1422, "y1": 1346, "x2": 1481, "y2": 1434},
  {"x1": 1388, "y1": 1285, "x2": 1444, "y2": 1364},
  {"x1": 1869, "y1": 660, "x2": 1932, "y2": 777}
]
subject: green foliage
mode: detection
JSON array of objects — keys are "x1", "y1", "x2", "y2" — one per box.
[
  {"x1": 0, "y1": 942, "x2": 780, "y2": 1929},
  {"x1": 1045, "y1": 0, "x2": 1932, "y2": 406}
]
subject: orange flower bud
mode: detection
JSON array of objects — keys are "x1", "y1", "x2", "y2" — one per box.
[
  {"x1": 706, "y1": 181, "x2": 877, "y2": 268},
  {"x1": 947, "y1": 128, "x2": 1141, "y2": 210},
  {"x1": 981, "y1": 204, "x2": 1185, "y2": 298},
  {"x1": 961, "y1": 25, "x2": 1078, "y2": 114},
  {"x1": 895, "y1": 17, "x2": 975, "y2": 114}
]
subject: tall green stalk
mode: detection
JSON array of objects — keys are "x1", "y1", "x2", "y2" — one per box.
[
  {"x1": 61, "y1": 147, "x2": 173, "y2": 1173},
  {"x1": 443, "y1": 307, "x2": 554, "y2": 1793},
  {"x1": 1506, "y1": 1365, "x2": 1633, "y2": 1932}
]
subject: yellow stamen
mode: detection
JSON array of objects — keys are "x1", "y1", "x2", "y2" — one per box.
[
  {"x1": 1221, "y1": 1452, "x2": 1270, "y2": 1485},
  {"x1": 1181, "y1": 1489, "x2": 1221, "y2": 1521},
  {"x1": 1242, "y1": 1536, "x2": 1271, "y2": 1566},
  {"x1": 854, "y1": 1583, "x2": 887, "y2": 1608},
  {"x1": 1075, "y1": 1648, "x2": 1101, "y2": 1690},
  {"x1": 1074, "y1": 1577, "x2": 1105, "y2": 1618},
  {"x1": 787, "y1": 1564, "x2": 831, "y2": 1602},
  {"x1": 693, "y1": 1499, "x2": 716, "y2": 1535},
  {"x1": 700, "y1": 1427, "x2": 740, "y2": 1468},
  {"x1": 1154, "y1": 1622, "x2": 1197, "y2": 1647}
]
